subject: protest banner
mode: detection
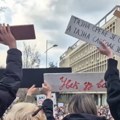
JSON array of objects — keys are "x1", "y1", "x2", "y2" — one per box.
[
  {"x1": 65, "y1": 15, "x2": 120, "y2": 56},
  {"x1": 0, "y1": 24, "x2": 36, "y2": 41},
  {"x1": 0, "y1": 68, "x2": 71, "y2": 88},
  {"x1": 36, "y1": 93, "x2": 56, "y2": 106},
  {"x1": 44, "y1": 73, "x2": 106, "y2": 92}
]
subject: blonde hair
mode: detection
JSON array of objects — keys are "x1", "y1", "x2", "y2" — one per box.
[
  {"x1": 68, "y1": 94, "x2": 97, "y2": 115},
  {"x1": 4, "y1": 102, "x2": 46, "y2": 120}
]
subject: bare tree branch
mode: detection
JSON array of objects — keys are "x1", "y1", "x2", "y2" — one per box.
[{"x1": 23, "y1": 42, "x2": 41, "y2": 68}]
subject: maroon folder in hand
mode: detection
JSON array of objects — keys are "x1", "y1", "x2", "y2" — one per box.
[{"x1": 0, "y1": 24, "x2": 36, "y2": 41}]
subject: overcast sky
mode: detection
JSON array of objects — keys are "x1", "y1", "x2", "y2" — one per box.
[{"x1": 0, "y1": 0, "x2": 119, "y2": 67}]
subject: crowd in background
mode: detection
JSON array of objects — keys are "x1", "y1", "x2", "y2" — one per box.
[
  {"x1": 97, "y1": 106, "x2": 114, "y2": 120},
  {"x1": 53, "y1": 105, "x2": 114, "y2": 120},
  {"x1": 3, "y1": 95, "x2": 115, "y2": 120}
]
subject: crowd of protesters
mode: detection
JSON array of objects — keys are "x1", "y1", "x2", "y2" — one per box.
[
  {"x1": 53, "y1": 105, "x2": 114, "y2": 120},
  {"x1": 2, "y1": 87, "x2": 115, "y2": 120},
  {"x1": 0, "y1": 24, "x2": 120, "y2": 120},
  {"x1": 97, "y1": 106, "x2": 114, "y2": 120}
]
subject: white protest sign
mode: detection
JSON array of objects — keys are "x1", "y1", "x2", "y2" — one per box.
[
  {"x1": 36, "y1": 93, "x2": 56, "y2": 106},
  {"x1": 65, "y1": 15, "x2": 120, "y2": 56},
  {"x1": 36, "y1": 94, "x2": 46, "y2": 106},
  {"x1": 44, "y1": 73, "x2": 106, "y2": 92}
]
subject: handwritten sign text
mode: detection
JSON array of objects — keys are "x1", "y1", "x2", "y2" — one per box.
[
  {"x1": 65, "y1": 16, "x2": 120, "y2": 56},
  {"x1": 44, "y1": 73, "x2": 106, "y2": 92}
]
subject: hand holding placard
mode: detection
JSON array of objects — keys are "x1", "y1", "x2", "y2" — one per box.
[
  {"x1": 0, "y1": 24, "x2": 35, "y2": 41},
  {"x1": 98, "y1": 41, "x2": 113, "y2": 59},
  {"x1": 65, "y1": 16, "x2": 120, "y2": 56}
]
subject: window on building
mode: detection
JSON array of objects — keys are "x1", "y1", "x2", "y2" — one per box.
[{"x1": 105, "y1": 21, "x2": 116, "y2": 33}]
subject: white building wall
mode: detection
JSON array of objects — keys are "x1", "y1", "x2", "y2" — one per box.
[{"x1": 59, "y1": 6, "x2": 120, "y2": 105}]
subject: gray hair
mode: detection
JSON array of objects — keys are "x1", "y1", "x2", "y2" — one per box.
[{"x1": 68, "y1": 94, "x2": 97, "y2": 115}]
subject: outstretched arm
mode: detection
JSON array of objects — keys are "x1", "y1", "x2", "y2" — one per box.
[
  {"x1": 42, "y1": 82, "x2": 55, "y2": 120},
  {"x1": 32, "y1": 82, "x2": 55, "y2": 120},
  {"x1": 25, "y1": 85, "x2": 38, "y2": 103},
  {"x1": 0, "y1": 24, "x2": 23, "y2": 117},
  {"x1": 99, "y1": 42, "x2": 120, "y2": 120}
]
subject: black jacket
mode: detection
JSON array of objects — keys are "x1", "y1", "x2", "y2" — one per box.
[
  {"x1": 42, "y1": 99, "x2": 106, "y2": 120},
  {"x1": 0, "y1": 48, "x2": 22, "y2": 117},
  {"x1": 63, "y1": 113, "x2": 106, "y2": 120},
  {"x1": 42, "y1": 99, "x2": 55, "y2": 120},
  {"x1": 104, "y1": 58, "x2": 120, "y2": 120}
]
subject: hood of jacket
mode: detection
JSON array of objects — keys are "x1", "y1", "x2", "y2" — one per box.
[{"x1": 63, "y1": 113, "x2": 106, "y2": 120}]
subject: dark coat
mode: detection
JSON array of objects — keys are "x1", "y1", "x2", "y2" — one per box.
[
  {"x1": 104, "y1": 58, "x2": 120, "y2": 120},
  {"x1": 42, "y1": 99, "x2": 106, "y2": 120},
  {"x1": 0, "y1": 48, "x2": 22, "y2": 117},
  {"x1": 42, "y1": 99, "x2": 55, "y2": 120},
  {"x1": 63, "y1": 113, "x2": 106, "y2": 120}
]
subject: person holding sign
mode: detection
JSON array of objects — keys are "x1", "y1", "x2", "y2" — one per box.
[
  {"x1": 0, "y1": 24, "x2": 23, "y2": 117},
  {"x1": 36, "y1": 82, "x2": 55, "y2": 120},
  {"x1": 24, "y1": 84, "x2": 38, "y2": 104},
  {"x1": 4, "y1": 82, "x2": 55, "y2": 120},
  {"x1": 39, "y1": 83, "x2": 106, "y2": 120},
  {"x1": 99, "y1": 41, "x2": 120, "y2": 120}
]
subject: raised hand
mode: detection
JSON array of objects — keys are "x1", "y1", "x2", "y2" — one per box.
[
  {"x1": 0, "y1": 24, "x2": 16, "y2": 49},
  {"x1": 98, "y1": 41, "x2": 113, "y2": 59},
  {"x1": 41, "y1": 82, "x2": 52, "y2": 99},
  {"x1": 27, "y1": 85, "x2": 38, "y2": 96}
]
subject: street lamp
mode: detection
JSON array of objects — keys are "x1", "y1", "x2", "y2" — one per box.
[{"x1": 45, "y1": 40, "x2": 58, "y2": 68}]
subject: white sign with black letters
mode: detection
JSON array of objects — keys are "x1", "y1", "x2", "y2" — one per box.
[{"x1": 65, "y1": 15, "x2": 120, "y2": 56}]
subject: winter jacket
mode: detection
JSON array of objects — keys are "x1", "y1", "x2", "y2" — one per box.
[
  {"x1": 63, "y1": 113, "x2": 106, "y2": 120},
  {"x1": 104, "y1": 58, "x2": 120, "y2": 120},
  {"x1": 42, "y1": 99, "x2": 106, "y2": 120},
  {"x1": 42, "y1": 99, "x2": 55, "y2": 120},
  {"x1": 0, "y1": 48, "x2": 22, "y2": 117}
]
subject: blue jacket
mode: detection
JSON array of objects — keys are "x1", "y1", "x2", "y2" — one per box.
[{"x1": 0, "y1": 48, "x2": 22, "y2": 117}]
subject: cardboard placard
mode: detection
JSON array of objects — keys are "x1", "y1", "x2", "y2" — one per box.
[
  {"x1": 0, "y1": 24, "x2": 36, "y2": 41},
  {"x1": 65, "y1": 16, "x2": 120, "y2": 56},
  {"x1": 44, "y1": 73, "x2": 106, "y2": 92},
  {"x1": 114, "y1": 10, "x2": 120, "y2": 18}
]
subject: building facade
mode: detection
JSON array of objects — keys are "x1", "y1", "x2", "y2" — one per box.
[{"x1": 59, "y1": 5, "x2": 120, "y2": 105}]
